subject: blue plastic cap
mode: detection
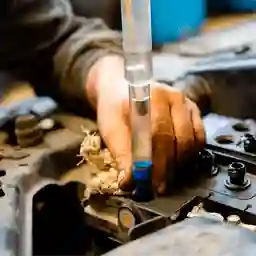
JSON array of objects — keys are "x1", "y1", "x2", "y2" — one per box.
[{"x1": 132, "y1": 161, "x2": 152, "y2": 181}]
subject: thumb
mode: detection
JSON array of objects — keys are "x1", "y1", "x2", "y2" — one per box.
[{"x1": 98, "y1": 112, "x2": 133, "y2": 190}]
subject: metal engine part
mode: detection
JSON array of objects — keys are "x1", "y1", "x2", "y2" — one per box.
[
  {"x1": 3, "y1": 105, "x2": 256, "y2": 256},
  {"x1": 0, "y1": 112, "x2": 98, "y2": 256},
  {"x1": 82, "y1": 115, "x2": 256, "y2": 255}
]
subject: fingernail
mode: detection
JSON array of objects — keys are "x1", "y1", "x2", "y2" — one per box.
[{"x1": 117, "y1": 170, "x2": 126, "y2": 184}]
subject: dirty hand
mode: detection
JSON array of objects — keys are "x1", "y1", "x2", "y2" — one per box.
[
  {"x1": 98, "y1": 85, "x2": 205, "y2": 194},
  {"x1": 87, "y1": 56, "x2": 205, "y2": 194}
]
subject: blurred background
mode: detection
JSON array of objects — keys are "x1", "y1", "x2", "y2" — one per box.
[
  {"x1": 5, "y1": 0, "x2": 256, "y2": 113},
  {"x1": 71, "y1": 0, "x2": 256, "y2": 45}
]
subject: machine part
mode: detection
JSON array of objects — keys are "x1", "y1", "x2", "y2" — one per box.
[
  {"x1": 232, "y1": 122, "x2": 250, "y2": 132},
  {"x1": 197, "y1": 149, "x2": 219, "y2": 176},
  {"x1": 237, "y1": 133, "x2": 253, "y2": 147},
  {"x1": 84, "y1": 115, "x2": 256, "y2": 253},
  {"x1": 206, "y1": 116, "x2": 256, "y2": 164},
  {"x1": 84, "y1": 142, "x2": 256, "y2": 253},
  {"x1": 175, "y1": 196, "x2": 256, "y2": 232},
  {"x1": 104, "y1": 214, "x2": 256, "y2": 256},
  {"x1": 118, "y1": 203, "x2": 143, "y2": 230},
  {"x1": 227, "y1": 214, "x2": 241, "y2": 225},
  {"x1": 15, "y1": 115, "x2": 42, "y2": 148},
  {"x1": 243, "y1": 134, "x2": 256, "y2": 153},
  {"x1": 0, "y1": 115, "x2": 86, "y2": 256},
  {"x1": 118, "y1": 207, "x2": 137, "y2": 230},
  {"x1": 4, "y1": 112, "x2": 256, "y2": 255},
  {"x1": 187, "y1": 203, "x2": 224, "y2": 221},
  {"x1": 215, "y1": 135, "x2": 234, "y2": 144},
  {"x1": 39, "y1": 118, "x2": 55, "y2": 131},
  {"x1": 121, "y1": 0, "x2": 154, "y2": 201},
  {"x1": 225, "y1": 215, "x2": 256, "y2": 232},
  {"x1": 206, "y1": 212, "x2": 225, "y2": 221},
  {"x1": 84, "y1": 195, "x2": 168, "y2": 244},
  {"x1": 128, "y1": 215, "x2": 171, "y2": 242},
  {"x1": 0, "y1": 97, "x2": 57, "y2": 129},
  {"x1": 15, "y1": 115, "x2": 38, "y2": 130},
  {"x1": 224, "y1": 162, "x2": 251, "y2": 191}
]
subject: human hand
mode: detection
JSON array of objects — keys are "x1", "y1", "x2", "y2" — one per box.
[
  {"x1": 97, "y1": 81, "x2": 205, "y2": 194},
  {"x1": 86, "y1": 56, "x2": 205, "y2": 194}
]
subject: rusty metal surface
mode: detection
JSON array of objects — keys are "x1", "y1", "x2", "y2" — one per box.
[
  {"x1": 104, "y1": 216, "x2": 256, "y2": 256},
  {"x1": 0, "y1": 113, "x2": 97, "y2": 256},
  {"x1": 88, "y1": 114, "x2": 256, "y2": 255},
  {"x1": 1, "y1": 95, "x2": 256, "y2": 255}
]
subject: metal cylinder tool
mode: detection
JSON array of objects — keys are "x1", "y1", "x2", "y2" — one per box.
[{"x1": 120, "y1": 0, "x2": 154, "y2": 201}]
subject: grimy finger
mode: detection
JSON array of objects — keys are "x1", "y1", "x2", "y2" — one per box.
[
  {"x1": 186, "y1": 99, "x2": 206, "y2": 152},
  {"x1": 151, "y1": 91, "x2": 175, "y2": 194},
  {"x1": 169, "y1": 91, "x2": 194, "y2": 163},
  {"x1": 152, "y1": 131, "x2": 175, "y2": 194},
  {"x1": 98, "y1": 111, "x2": 133, "y2": 191}
]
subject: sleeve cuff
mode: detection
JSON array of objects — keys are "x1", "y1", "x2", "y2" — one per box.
[
  {"x1": 174, "y1": 75, "x2": 212, "y2": 113},
  {"x1": 59, "y1": 45, "x2": 123, "y2": 103}
]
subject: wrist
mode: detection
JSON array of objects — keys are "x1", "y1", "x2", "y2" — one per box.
[{"x1": 85, "y1": 55, "x2": 127, "y2": 110}]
